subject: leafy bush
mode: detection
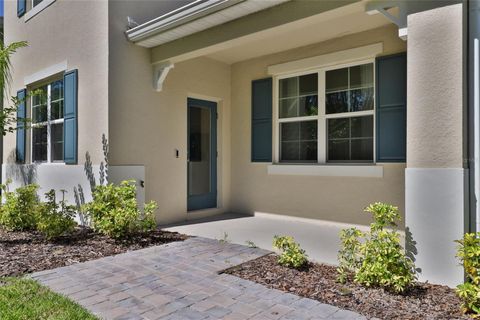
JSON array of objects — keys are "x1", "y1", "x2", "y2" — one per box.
[
  {"x1": 337, "y1": 227, "x2": 363, "y2": 283},
  {"x1": 36, "y1": 190, "x2": 76, "y2": 240},
  {"x1": 83, "y1": 180, "x2": 157, "y2": 238},
  {"x1": 273, "y1": 235, "x2": 307, "y2": 269},
  {"x1": 0, "y1": 181, "x2": 39, "y2": 231},
  {"x1": 337, "y1": 202, "x2": 417, "y2": 293},
  {"x1": 456, "y1": 232, "x2": 480, "y2": 315}
]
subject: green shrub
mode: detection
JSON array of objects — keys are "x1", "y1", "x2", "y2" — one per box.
[
  {"x1": 0, "y1": 181, "x2": 39, "y2": 231},
  {"x1": 273, "y1": 235, "x2": 307, "y2": 269},
  {"x1": 83, "y1": 180, "x2": 157, "y2": 239},
  {"x1": 337, "y1": 202, "x2": 417, "y2": 293},
  {"x1": 337, "y1": 227, "x2": 363, "y2": 283},
  {"x1": 36, "y1": 190, "x2": 76, "y2": 240},
  {"x1": 456, "y1": 232, "x2": 480, "y2": 315}
]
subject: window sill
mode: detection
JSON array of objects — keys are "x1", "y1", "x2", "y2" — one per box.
[
  {"x1": 25, "y1": 0, "x2": 56, "y2": 22},
  {"x1": 267, "y1": 164, "x2": 383, "y2": 178}
]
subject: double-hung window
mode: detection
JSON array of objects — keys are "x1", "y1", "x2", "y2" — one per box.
[
  {"x1": 277, "y1": 61, "x2": 375, "y2": 163},
  {"x1": 31, "y1": 79, "x2": 64, "y2": 163}
]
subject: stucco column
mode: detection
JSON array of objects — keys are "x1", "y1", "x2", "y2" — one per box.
[{"x1": 405, "y1": 3, "x2": 465, "y2": 287}]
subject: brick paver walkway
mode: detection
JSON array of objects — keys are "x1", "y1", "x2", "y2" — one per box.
[{"x1": 31, "y1": 237, "x2": 365, "y2": 320}]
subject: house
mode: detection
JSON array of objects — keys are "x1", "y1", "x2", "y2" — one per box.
[{"x1": 2, "y1": 0, "x2": 472, "y2": 287}]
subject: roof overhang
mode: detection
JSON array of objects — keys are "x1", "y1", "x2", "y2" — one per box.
[{"x1": 125, "y1": 0, "x2": 289, "y2": 48}]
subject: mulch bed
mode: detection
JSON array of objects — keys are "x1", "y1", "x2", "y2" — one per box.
[
  {"x1": 0, "y1": 227, "x2": 187, "y2": 277},
  {"x1": 224, "y1": 254, "x2": 471, "y2": 320}
]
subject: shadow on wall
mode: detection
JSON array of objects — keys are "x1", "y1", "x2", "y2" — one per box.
[
  {"x1": 74, "y1": 133, "x2": 109, "y2": 225},
  {"x1": 405, "y1": 226, "x2": 422, "y2": 274},
  {"x1": 5, "y1": 150, "x2": 37, "y2": 186}
]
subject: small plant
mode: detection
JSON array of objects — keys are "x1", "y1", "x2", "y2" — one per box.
[
  {"x1": 0, "y1": 180, "x2": 39, "y2": 231},
  {"x1": 273, "y1": 235, "x2": 307, "y2": 269},
  {"x1": 456, "y1": 232, "x2": 480, "y2": 315},
  {"x1": 83, "y1": 180, "x2": 157, "y2": 239},
  {"x1": 337, "y1": 202, "x2": 417, "y2": 293},
  {"x1": 36, "y1": 190, "x2": 76, "y2": 240},
  {"x1": 245, "y1": 240, "x2": 257, "y2": 248},
  {"x1": 219, "y1": 231, "x2": 230, "y2": 243},
  {"x1": 337, "y1": 228, "x2": 363, "y2": 283}
]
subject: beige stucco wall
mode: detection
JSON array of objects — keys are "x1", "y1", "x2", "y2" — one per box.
[
  {"x1": 3, "y1": 0, "x2": 108, "y2": 165},
  {"x1": 230, "y1": 25, "x2": 407, "y2": 227},
  {"x1": 108, "y1": 2, "x2": 231, "y2": 224},
  {"x1": 407, "y1": 3, "x2": 464, "y2": 168}
]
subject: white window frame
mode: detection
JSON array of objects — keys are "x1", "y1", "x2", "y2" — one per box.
[
  {"x1": 30, "y1": 80, "x2": 64, "y2": 164},
  {"x1": 273, "y1": 58, "x2": 376, "y2": 164}
]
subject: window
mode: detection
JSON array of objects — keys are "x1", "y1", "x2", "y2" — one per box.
[
  {"x1": 277, "y1": 61, "x2": 374, "y2": 163},
  {"x1": 32, "y1": 0, "x2": 43, "y2": 7},
  {"x1": 31, "y1": 79, "x2": 64, "y2": 163}
]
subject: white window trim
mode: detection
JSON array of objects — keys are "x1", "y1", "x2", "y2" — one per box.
[
  {"x1": 24, "y1": 61, "x2": 67, "y2": 86},
  {"x1": 273, "y1": 58, "x2": 376, "y2": 165},
  {"x1": 267, "y1": 164, "x2": 383, "y2": 178},
  {"x1": 25, "y1": 0, "x2": 56, "y2": 22},
  {"x1": 30, "y1": 81, "x2": 64, "y2": 164}
]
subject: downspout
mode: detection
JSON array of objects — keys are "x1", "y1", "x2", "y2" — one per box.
[{"x1": 469, "y1": 0, "x2": 480, "y2": 233}]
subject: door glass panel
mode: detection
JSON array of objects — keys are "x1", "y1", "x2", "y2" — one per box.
[{"x1": 188, "y1": 106, "x2": 211, "y2": 196}]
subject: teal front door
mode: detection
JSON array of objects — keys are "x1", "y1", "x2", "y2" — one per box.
[{"x1": 187, "y1": 98, "x2": 217, "y2": 211}]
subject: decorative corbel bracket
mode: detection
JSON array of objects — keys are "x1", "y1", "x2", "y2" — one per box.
[
  {"x1": 153, "y1": 62, "x2": 174, "y2": 92},
  {"x1": 366, "y1": 1, "x2": 408, "y2": 40}
]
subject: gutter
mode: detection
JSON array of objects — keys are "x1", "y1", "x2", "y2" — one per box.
[
  {"x1": 126, "y1": 0, "x2": 245, "y2": 43},
  {"x1": 468, "y1": 0, "x2": 480, "y2": 233}
]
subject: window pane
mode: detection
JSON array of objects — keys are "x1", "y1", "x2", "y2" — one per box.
[
  {"x1": 326, "y1": 91, "x2": 348, "y2": 114},
  {"x1": 51, "y1": 80, "x2": 63, "y2": 101},
  {"x1": 350, "y1": 88, "x2": 374, "y2": 112},
  {"x1": 279, "y1": 77, "x2": 298, "y2": 98},
  {"x1": 350, "y1": 64, "x2": 373, "y2": 89},
  {"x1": 51, "y1": 123, "x2": 64, "y2": 161},
  {"x1": 51, "y1": 100, "x2": 64, "y2": 120},
  {"x1": 281, "y1": 142, "x2": 299, "y2": 161},
  {"x1": 280, "y1": 121, "x2": 317, "y2": 162},
  {"x1": 300, "y1": 141, "x2": 317, "y2": 161},
  {"x1": 32, "y1": 87, "x2": 47, "y2": 106},
  {"x1": 328, "y1": 118, "x2": 349, "y2": 139},
  {"x1": 32, "y1": 105, "x2": 47, "y2": 123},
  {"x1": 351, "y1": 138, "x2": 374, "y2": 161},
  {"x1": 299, "y1": 95, "x2": 318, "y2": 117},
  {"x1": 281, "y1": 122, "x2": 300, "y2": 141},
  {"x1": 326, "y1": 67, "x2": 348, "y2": 92},
  {"x1": 328, "y1": 140, "x2": 349, "y2": 161},
  {"x1": 33, "y1": 126, "x2": 47, "y2": 162},
  {"x1": 279, "y1": 98, "x2": 298, "y2": 118},
  {"x1": 351, "y1": 116, "x2": 373, "y2": 138},
  {"x1": 299, "y1": 73, "x2": 317, "y2": 96},
  {"x1": 33, "y1": 0, "x2": 43, "y2": 7},
  {"x1": 300, "y1": 120, "x2": 318, "y2": 141}
]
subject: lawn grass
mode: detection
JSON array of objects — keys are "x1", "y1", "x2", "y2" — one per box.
[{"x1": 0, "y1": 277, "x2": 97, "y2": 320}]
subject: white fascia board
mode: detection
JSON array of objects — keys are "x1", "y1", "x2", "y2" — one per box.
[
  {"x1": 267, "y1": 43, "x2": 383, "y2": 76},
  {"x1": 126, "y1": 0, "x2": 244, "y2": 43}
]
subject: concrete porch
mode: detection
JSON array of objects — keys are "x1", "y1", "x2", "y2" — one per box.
[{"x1": 163, "y1": 213, "x2": 371, "y2": 266}]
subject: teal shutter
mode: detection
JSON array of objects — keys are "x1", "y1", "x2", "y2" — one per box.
[
  {"x1": 63, "y1": 70, "x2": 78, "y2": 164},
  {"x1": 17, "y1": 0, "x2": 26, "y2": 17},
  {"x1": 376, "y1": 53, "x2": 407, "y2": 162},
  {"x1": 16, "y1": 89, "x2": 26, "y2": 163},
  {"x1": 251, "y1": 78, "x2": 272, "y2": 162}
]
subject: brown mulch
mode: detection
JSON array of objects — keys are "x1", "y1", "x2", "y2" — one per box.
[
  {"x1": 0, "y1": 227, "x2": 187, "y2": 277},
  {"x1": 224, "y1": 254, "x2": 471, "y2": 320}
]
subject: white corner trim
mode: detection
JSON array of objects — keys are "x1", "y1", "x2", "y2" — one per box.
[
  {"x1": 24, "y1": 0, "x2": 56, "y2": 22},
  {"x1": 267, "y1": 164, "x2": 383, "y2": 178},
  {"x1": 398, "y1": 27, "x2": 408, "y2": 41},
  {"x1": 267, "y1": 43, "x2": 383, "y2": 75},
  {"x1": 24, "y1": 61, "x2": 67, "y2": 86},
  {"x1": 153, "y1": 62, "x2": 174, "y2": 91}
]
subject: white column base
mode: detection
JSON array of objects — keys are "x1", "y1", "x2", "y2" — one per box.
[{"x1": 405, "y1": 168, "x2": 466, "y2": 287}]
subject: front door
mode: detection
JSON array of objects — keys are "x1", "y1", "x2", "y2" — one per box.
[{"x1": 187, "y1": 98, "x2": 217, "y2": 211}]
